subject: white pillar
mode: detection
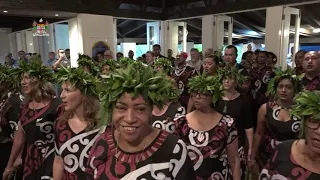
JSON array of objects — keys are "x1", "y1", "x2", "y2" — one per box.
[
  {"x1": 20, "y1": 31, "x2": 27, "y2": 52},
  {"x1": 25, "y1": 30, "x2": 35, "y2": 53},
  {"x1": 160, "y1": 21, "x2": 168, "y2": 55},
  {"x1": 48, "y1": 24, "x2": 56, "y2": 53},
  {"x1": 147, "y1": 21, "x2": 161, "y2": 51},
  {"x1": 68, "y1": 14, "x2": 116, "y2": 67},
  {"x1": 265, "y1": 6, "x2": 300, "y2": 69},
  {"x1": 202, "y1": 15, "x2": 233, "y2": 54},
  {"x1": 186, "y1": 42, "x2": 195, "y2": 60}
]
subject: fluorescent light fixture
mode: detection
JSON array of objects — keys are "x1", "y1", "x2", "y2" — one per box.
[
  {"x1": 313, "y1": 28, "x2": 320, "y2": 33},
  {"x1": 55, "y1": 14, "x2": 59, "y2": 16},
  {"x1": 3, "y1": 10, "x2": 8, "y2": 13},
  {"x1": 30, "y1": 43, "x2": 33, "y2": 46}
]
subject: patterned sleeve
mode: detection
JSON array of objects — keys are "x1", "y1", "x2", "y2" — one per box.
[
  {"x1": 173, "y1": 116, "x2": 187, "y2": 138},
  {"x1": 225, "y1": 116, "x2": 238, "y2": 145},
  {"x1": 85, "y1": 131, "x2": 109, "y2": 180},
  {"x1": 170, "y1": 139, "x2": 196, "y2": 179}
]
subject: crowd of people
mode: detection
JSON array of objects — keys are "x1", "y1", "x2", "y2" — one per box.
[{"x1": 0, "y1": 43, "x2": 319, "y2": 180}]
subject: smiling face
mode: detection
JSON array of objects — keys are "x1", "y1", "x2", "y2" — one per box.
[
  {"x1": 112, "y1": 93, "x2": 152, "y2": 144},
  {"x1": 276, "y1": 78, "x2": 294, "y2": 101},
  {"x1": 60, "y1": 82, "x2": 83, "y2": 112}
]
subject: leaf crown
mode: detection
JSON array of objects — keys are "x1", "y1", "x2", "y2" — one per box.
[
  {"x1": 266, "y1": 68, "x2": 303, "y2": 97},
  {"x1": 154, "y1": 58, "x2": 173, "y2": 74},
  {"x1": 56, "y1": 66, "x2": 101, "y2": 97},
  {"x1": 188, "y1": 73, "x2": 223, "y2": 105},
  {"x1": 291, "y1": 91, "x2": 320, "y2": 138},
  {"x1": 98, "y1": 63, "x2": 178, "y2": 126},
  {"x1": 0, "y1": 66, "x2": 20, "y2": 91},
  {"x1": 217, "y1": 65, "x2": 247, "y2": 86},
  {"x1": 118, "y1": 57, "x2": 134, "y2": 68},
  {"x1": 100, "y1": 59, "x2": 116, "y2": 71},
  {"x1": 11, "y1": 60, "x2": 54, "y2": 82},
  {"x1": 77, "y1": 54, "x2": 99, "y2": 75}
]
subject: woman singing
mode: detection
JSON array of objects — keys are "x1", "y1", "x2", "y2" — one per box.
[
  {"x1": 175, "y1": 74, "x2": 241, "y2": 180},
  {"x1": 216, "y1": 66, "x2": 253, "y2": 180},
  {"x1": 3, "y1": 61, "x2": 62, "y2": 180},
  {"x1": 249, "y1": 68, "x2": 303, "y2": 169},
  {"x1": 53, "y1": 67, "x2": 103, "y2": 179},
  {"x1": 86, "y1": 63, "x2": 195, "y2": 179},
  {"x1": 259, "y1": 91, "x2": 320, "y2": 179}
]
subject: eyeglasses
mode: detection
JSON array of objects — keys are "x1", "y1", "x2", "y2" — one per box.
[
  {"x1": 307, "y1": 120, "x2": 320, "y2": 130},
  {"x1": 191, "y1": 92, "x2": 210, "y2": 99}
]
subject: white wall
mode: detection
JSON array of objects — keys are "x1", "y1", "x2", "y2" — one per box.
[{"x1": 0, "y1": 28, "x2": 11, "y2": 64}]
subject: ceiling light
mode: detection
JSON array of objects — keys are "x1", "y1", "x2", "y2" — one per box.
[
  {"x1": 3, "y1": 10, "x2": 8, "y2": 13},
  {"x1": 313, "y1": 28, "x2": 320, "y2": 33},
  {"x1": 299, "y1": 28, "x2": 307, "y2": 33},
  {"x1": 55, "y1": 14, "x2": 59, "y2": 16},
  {"x1": 30, "y1": 43, "x2": 32, "y2": 46}
]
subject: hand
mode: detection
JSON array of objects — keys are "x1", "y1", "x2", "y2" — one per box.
[
  {"x1": 247, "y1": 149, "x2": 252, "y2": 162},
  {"x1": 2, "y1": 167, "x2": 14, "y2": 180}
]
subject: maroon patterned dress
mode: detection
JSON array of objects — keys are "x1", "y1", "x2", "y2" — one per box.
[
  {"x1": 55, "y1": 120, "x2": 104, "y2": 180},
  {"x1": 86, "y1": 127, "x2": 195, "y2": 180},
  {"x1": 259, "y1": 102, "x2": 300, "y2": 167},
  {"x1": 20, "y1": 98, "x2": 62, "y2": 180},
  {"x1": 174, "y1": 115, "x2": 238, "y2": 180},
  {"x1": 259, "y1": 140, "x2": 320, "y2": 180},
  {"x1": 151, "y1": 102, "x2": 186, "y2": 133},
  {"x1": 172, "y1": 65, "x2": 196, "y2": 108}
]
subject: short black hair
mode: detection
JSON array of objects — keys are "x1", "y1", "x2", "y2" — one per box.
[
  {"x1": 225, "y1": 45, "x2": 238, "y2": 56},
  {"x1": 153, "y1": 44, "x2": 161, "y2": 49},
  {"x1": 116, "y1": 52, "x2": 123, "y2": 56},
  {"x1": 259, "y1": 51, "x2": 268, "y2": 56},
  {"x1": 65, "y1": 49, "x2": 70, "y2": 51},
  {"x1": 190, "y1": 48, "x2": 199, "y2": 53},
  {"x1": 267, "y1": 52, "x2": 277, "y2": 63},
  {"x1": 206, "y1": 55, "x2": 220, "y2": 65}
]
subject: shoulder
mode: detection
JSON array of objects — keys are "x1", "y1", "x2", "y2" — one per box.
[{"x1": 221, "y1": 115, "x2": 235, "y2": 128}]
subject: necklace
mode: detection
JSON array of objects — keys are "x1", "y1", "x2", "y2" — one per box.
[
  {"x1": 115, "y1": 134, "x2": 150, "y2": 179},
  {"x1": 175, "y1": 65, "x2": 187, "y2": 76},
  {"x1": 222, "y1": 91, "x2": 238, "y2": 114}
]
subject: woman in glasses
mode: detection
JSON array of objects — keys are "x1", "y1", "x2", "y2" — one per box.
[
  {"x1": 174, "y1": 74, "x2": 241, "y2": 180},
  {"x1": 259, "y1": 91, "x2": 320, "y2": 179}
]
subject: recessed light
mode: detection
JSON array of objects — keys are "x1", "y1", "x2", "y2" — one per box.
[
  {"x1": 3, "y1": 10, "x2": 8, "y2": 13},
  {"x1": 55, "y1": 14, "x2": 59, "y2": 16}
]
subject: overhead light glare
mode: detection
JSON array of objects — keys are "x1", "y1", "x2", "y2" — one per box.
[
  {"x1": 3, "y1": 10, "x2": 8, "y2": 13},
  {"x1": 55, "y1": 14, "x2": 59, "y2": 16},
  {"x1": 313, "y1": 28, "x2": 320, "y2": 33}
]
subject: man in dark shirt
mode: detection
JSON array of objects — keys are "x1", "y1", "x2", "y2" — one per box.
[
  {"x1": 294, "y1": 50, "x2": 307, "y2": 75},
  {"x1": 153, "y1": 44, "x2": 166, "y2": 59},
  {"x1": 301, "y1": 51, "x2": 320, "y2": 90}
]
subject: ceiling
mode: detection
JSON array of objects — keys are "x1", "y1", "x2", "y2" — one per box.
[{"x1": 0, "y1": 0, "x2": 320, "y2": 44}]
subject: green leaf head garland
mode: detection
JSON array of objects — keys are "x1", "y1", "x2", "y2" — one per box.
[
  {"x1": 118, "y1": 57, "x2": 135, "y2": 68},
  {"x1": 55, "y1": 66, "x2": 101, "y2": 97},
  {"x1": 217, "y1": 65, "x2": 248, "y2": 87},
  {"x1": 100, "y1": 59, "x2": 116, "y2": 71},
  {"x1": 154, "y1": 57, "x2": 173, "y2": 74},
  {"x1": 0, "y1": 66, "x2": 20, "y2": 91},
  {"x1": 77, "y1": 54, "x2": 99, "y2": 76},
  {"x1": 266, "y1": 68, "x2": 303, "y2": 98},
  {"x1": 98, "y1": 63, "x2": 178, "y2": 126},
  {"x1": 11, "y1": 60, "x2": 55, "y2": 82},
  {"x1": 291, "y1": 91, "x2": 320, "y2": 139},
  {"x1": 188, "y1": 73, "x2": 223, "y2": 105}
]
